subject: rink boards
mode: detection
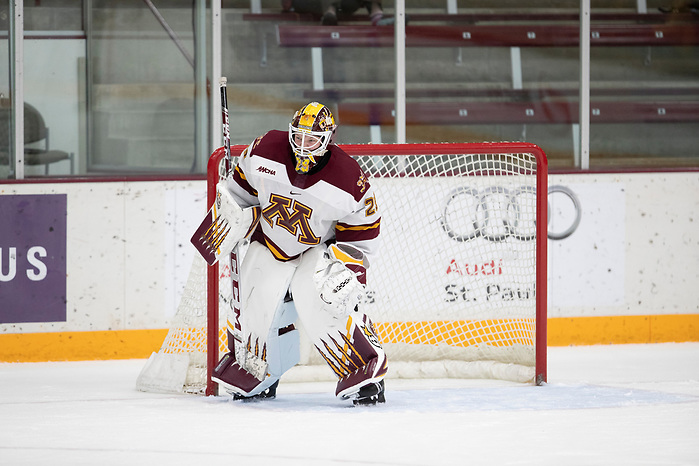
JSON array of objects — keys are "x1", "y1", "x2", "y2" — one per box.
[{"x1": 1, "y1": 171, "x2": 698, "y2": 361}]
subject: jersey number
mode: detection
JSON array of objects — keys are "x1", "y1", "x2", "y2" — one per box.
[{"x1": 364, "y1": 195, "x2": 377, "y2": 216}]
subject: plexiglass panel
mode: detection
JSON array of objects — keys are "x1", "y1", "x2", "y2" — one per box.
[
  {"x1": 220, "y1": 2, "x2": 395, "y2": 149},
  {"x1": 2, "y1": 0, "x2": 698, "y2": 176},
  {"x1": 393, "y1": 2, "x2": 699, "y2": 170},
  {"x1": 3, "y1": 1, "x2": 83, "y2": 177},
  {"x1": 88, "y1": 0, "x2": 201, "y2": 173},
  {"x1": 1, "y1": 1, "x2": 12, "y2": 179}
]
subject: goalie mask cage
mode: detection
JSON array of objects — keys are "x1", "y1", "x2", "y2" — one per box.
[{"x1": 136, "y1": 142, "x2": 547, "y2": 396}]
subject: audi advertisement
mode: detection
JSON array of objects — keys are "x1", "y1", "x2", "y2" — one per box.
[{"x1": 364, "y1": 177, "x2": 624, "y2": 321}]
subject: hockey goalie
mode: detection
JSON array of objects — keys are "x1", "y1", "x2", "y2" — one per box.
[{"x1": 193, "y1": 102, "x2": 387, "y2": 405}]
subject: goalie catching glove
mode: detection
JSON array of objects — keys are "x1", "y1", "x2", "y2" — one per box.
[
  {"x1": 313, "y1": 243, "x2": 367, "y2": 318},
  {"x1": 191, "y1": 182, "x2": 260, "y2": 265}
]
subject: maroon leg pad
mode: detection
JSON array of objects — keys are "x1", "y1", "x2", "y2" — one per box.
[
  {"x1": 211, "y1": 352, "x2": 264, "y2": 395},
  {"x1": 335, "y1": 355, "x2": 388, "y2": 398}
]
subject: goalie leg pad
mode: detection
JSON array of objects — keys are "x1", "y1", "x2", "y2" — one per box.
[
  {"x1": 215, "y1": 317, "x2": 299, "y2": 399},
  {"x1": 290, "y1": 247, "x2": 388, "y2": 400},
  {"x1": 333, "y1": 314, "x2": 388, "y2": 400},
  {"x1": 264, "y1": 300, "x2": 301, "y2": 380},
  {"x1": 236, "y1": 242, "x2": 297, "y2": 341},
  {"x1": 216, "y1": 301, "x2": 299, "y2": 399},
  {"x1": 212, "y1": 352, "x2": 266, "y2": 397},
  {"x1": 217, "y1": 242, "x2": 302, "y2": 397},
  {"x1": 229, "y1": 242, "x2": 298, "y2": 377}
]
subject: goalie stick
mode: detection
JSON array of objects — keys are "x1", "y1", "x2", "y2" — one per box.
[
  {"x1": 194, "y1": 77, "x2": 254, "y2": 395},
  {"x1": 220, "y1": 76, "x2": 233, "y2": 174},
  {"x1": 190, "y1": 78, "x2": 237, "y2": 266}
]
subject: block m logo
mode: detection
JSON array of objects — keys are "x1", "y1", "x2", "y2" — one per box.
[{"x1": 262, "y1": 194, "x2": 320, "y2": 245}]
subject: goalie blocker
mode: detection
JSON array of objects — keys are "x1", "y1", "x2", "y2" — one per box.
[
  {"x1": 211, "y1": 242, "x2": 387, "y2": 405},
  {"x1": 191, "y1": 182, "x2": 261, "y2": 266}
]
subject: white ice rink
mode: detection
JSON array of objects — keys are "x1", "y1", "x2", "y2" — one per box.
[{"x1": 2, "y1": 343, "x2": 698, "y2": 466}]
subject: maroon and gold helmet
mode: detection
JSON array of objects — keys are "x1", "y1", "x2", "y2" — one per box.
[{"x1": 288, "y1": 102, "x2": 337, "y2": 174}]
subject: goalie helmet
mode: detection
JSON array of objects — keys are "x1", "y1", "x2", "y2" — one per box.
[{"x1": 289, "y1": 102, "x2": 337, "y2": 174}]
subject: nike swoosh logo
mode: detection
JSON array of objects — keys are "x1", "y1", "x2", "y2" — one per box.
[{"x1": 290, "y1": 191, "x2": 303, "y2": 196}]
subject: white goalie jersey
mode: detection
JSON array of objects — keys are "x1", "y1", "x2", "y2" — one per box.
[{"x1": 222, "y1": 130, "x2": 381, "y2": 264}]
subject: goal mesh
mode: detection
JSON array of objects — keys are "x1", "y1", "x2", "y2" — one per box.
[{"x1": 137, "y1": 143, "x2": 547, "y2": 395}]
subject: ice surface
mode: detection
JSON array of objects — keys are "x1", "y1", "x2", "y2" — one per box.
[{"x1": 1, "y1": 343, "x2": 698, "y2": 465}]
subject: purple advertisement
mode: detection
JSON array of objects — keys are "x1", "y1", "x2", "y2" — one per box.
[{"x1": 0, "y1": 194, "x2": 67, "y2": 324}]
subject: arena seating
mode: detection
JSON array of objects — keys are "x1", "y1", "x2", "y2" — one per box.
[
  {"x1": 276, "y1": 23, "x2": 699, "y2": 48},
  {"x1": 275, "y1": 21, "x2": 699, "y2": 130},
  {"x1": 334, "y1": 100, "x2": 699, "y2": 126},
  {"x1": 302, "y1": 86, "x2": 699, "y2": 102},
  {"x1": 245, "y1": 11, "x2": 697, "y2": 24},
  {"x1": 241, "y1": 8, "x2": 699, "y2": 163}
]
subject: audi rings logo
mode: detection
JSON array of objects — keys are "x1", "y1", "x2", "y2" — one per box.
[
  {"x1": 439, "y1": 185, "x2": 581, "y2": 242},
  {"x1": 546, "y1": 185, "x2": 582, "y2": 240}
]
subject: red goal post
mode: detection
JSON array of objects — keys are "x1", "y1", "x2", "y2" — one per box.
[{"x1": 204, "y1": 142, "x2": 547, "y2": 396}]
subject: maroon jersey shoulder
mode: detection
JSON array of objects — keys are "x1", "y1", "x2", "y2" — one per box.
[
  {"x1": 320, "y1": 145, "x2": 371, "y2": 202},
  {"x1": 251, "y1": 130, "x2": 293, "y2": 165},
  {"x1": 248, "y1": 130, "x2": 370, "y2": 199}
]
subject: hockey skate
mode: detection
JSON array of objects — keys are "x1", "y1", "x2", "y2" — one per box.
[
  {"x1": 232, "y1": 380, "x2": 279, "y2": 402},
  {"x1": 353, "y1": 380, "x2": 385, "y2": 406}
]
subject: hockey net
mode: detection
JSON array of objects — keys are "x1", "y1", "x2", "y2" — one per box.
[{"x1": 137, "y1": 142, "x2": 547, "y2": 395}]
